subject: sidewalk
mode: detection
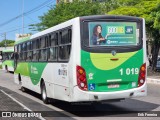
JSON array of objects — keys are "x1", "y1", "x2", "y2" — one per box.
[
  {"x1": 0, "y1": 88, "x2": 40, "y2": 120},
  {"x1": 147, "y1": 76, "x2": 160, "y2": 84}
]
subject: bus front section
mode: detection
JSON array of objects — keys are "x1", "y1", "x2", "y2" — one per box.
[{"x1": 74, "y1": 15, "x2": 147, "y2": 102}]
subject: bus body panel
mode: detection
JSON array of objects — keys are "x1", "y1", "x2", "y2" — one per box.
[
  {"x1": 14, "y1": 62, "x2": 71, "y2": 101},
  {"x1": 81, "y1": 49, "x2": 143, "y2": 92},
  {"x1": 72, "y1": 82, "x2": 146, "y2": 102}
]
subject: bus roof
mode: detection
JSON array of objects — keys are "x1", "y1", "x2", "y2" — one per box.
[
  {"x1": 14, "y1": 17, "x2": 79, "y2": 45},
  {"x1": 14, "y1": 36, "x2": 31, "y2": 45}
]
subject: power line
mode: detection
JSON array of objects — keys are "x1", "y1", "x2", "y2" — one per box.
[
  {"x1": 0, "y1": 0, "x2": 55, "y2": 27},
  {"x1": 0, "y1": 22, "x2": 38, "y2": 36},
  {"x1": 0, "y1": 21, "x2": 38, "y2": 33}
]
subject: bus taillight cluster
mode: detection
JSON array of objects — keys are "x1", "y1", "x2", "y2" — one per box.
[
  {"x1": 76, "y1": 65, "x2": 88, "y2": 91},
  {"x1": 138, "y1": 63, "x2": 146, "y2": 87}
]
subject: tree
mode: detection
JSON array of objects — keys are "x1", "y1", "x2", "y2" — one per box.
[
  {"x1": 30, "y1": 0, "x2": 160, "y2": 70},
  {"x1": 30, "y1": 0, "x2": 103, "y2": 31},
  {"x1": 0, "y1": 40, "x2": 15, "y2": 47},
  {"x1": 108, "y1": 0, "x2": 160, "y2": 70}
]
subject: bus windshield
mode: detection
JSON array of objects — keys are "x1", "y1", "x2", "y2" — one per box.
[
  {"x1": 2, "y1": 52, "x2": 13, "y2": 60},
  {"x1": 88, "y1": 22, "x2": 139, "y2": 46}
]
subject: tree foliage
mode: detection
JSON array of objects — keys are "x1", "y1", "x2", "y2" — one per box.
[
  {"x1": 108, "y1": 0, "x2": 160, "y2": 70},
  {"x1": 30, "y1": 0, "x2": 160, "y2": 70},
  {"x1": 30, "y1": 0, "x2": 103, "y2": 31},
  {"x1": 0, "y1": 40, "x2": 15, "y2": 47}
]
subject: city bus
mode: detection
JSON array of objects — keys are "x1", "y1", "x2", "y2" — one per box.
[
  {"x1": 14, "y1": 15, "x2": 147, "y2": 104},
  {"x1": 0, "y1": 48, "x2": 14, "y2": 72}
]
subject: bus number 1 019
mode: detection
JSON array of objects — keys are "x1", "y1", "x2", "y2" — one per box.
[{"x1": 119, "y1": 68, "x2": 139, "y2": 75}]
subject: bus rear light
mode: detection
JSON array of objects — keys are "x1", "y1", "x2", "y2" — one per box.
[
  {"x1": 140, "y1": 72, "x2": 145, "y2": 78},
  {"x1": 138, "y1": 63, "x2": 146, "y2": 87},
  {"x1": 76, "y1": 65, "x2": 88, "y2": 91},
  {"x1": 140, "y1": 79, "x2": 144, "y2": 84},
  {"x1": 78, "y1": 69, "x2": 84, "y2": 74}
]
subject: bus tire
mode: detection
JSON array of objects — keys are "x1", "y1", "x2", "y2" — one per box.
[
  {"x1": 21, "y1": 86, "x2": 26, "y2": 92},
  {"x1": 41, "y1": 82, "x2": 49, "y2": 104},
  {"x1": 18, "y1": 74, "x2": 22, "y2": 85}
]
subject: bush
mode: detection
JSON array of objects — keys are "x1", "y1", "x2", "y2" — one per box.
[{"x1": 0, "y1": 65, "x2": 2, "y2": 69}]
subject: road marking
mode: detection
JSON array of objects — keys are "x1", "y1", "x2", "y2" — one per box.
[{"x1": 0, "y1": 90, "x2": 46, "y2": 120}]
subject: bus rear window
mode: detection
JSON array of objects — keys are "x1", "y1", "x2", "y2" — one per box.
[{"x1": 89, "y1": 22, "x2": 139, "y2": 46}]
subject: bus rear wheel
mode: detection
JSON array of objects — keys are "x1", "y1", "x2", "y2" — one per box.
[
  {"x1": 41, "y1": 82, "x2": 49, "y2": 104},
  {"x1": 21, "y1": 86, "x2": 26, "y2": 92}
]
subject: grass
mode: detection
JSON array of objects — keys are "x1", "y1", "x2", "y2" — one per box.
[{"x1": 0, "y1": 64, "x2": 2, "y2": 69}]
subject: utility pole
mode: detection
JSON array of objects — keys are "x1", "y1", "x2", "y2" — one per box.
[{"x1": 22, "y1": 0, "x2": 24, "y2": 34}]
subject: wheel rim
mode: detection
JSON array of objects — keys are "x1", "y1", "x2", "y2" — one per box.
[{"x1": 42, "y1": 86, "x2": 47, "y2": 100}]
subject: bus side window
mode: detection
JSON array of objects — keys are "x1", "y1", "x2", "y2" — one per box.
[
  {"x1": 58, "y1": 28, "x2": 72, "y2": 61},
  {"x1": 23, "y1": 43, "x2": 27, "y2": 61},
  {"x1": 23, "y1": 52, "x2": 27, "y2": 61},
  {"x1": 15, "y1": 45, "x2": 18, "y2": 53},
  {"x1": 45, "y1": 35, "x2": 49, "y2": 47},
  {"x1": 18, "y1": 44, "x2": 21, "y2": 53},
  {"x1": 48, "y1": 47, "x2": 57, "y2": 61},
  {"x1": 33, "y1": 40, "x2": 37, "y2": 50},
  {"x1": 27, "y1": 41, "x2": 31, "y2": 51},
  {"x1": 32, "y1": 50, "x2": 39, "y2": 61},
  {"x1": 40, "y1": 36, "x2": 46, "y2": 48},
  {"x1": 51, "y1": 33, "x2": 58, "y2": 46},
  {"x1": 39, "y1": 49, "x2": 47, "y2": 61},
  {"x1": 68, "y1": 29, "x2": 72, "y2": 43},
  {"x1": 26, "y1": 51, "x2": 32, "y2": 61},
  {"x1": 48, "y1": 33, "x2": 58, "y2": 62},
  {"x1": 37, "y1": 39, "x2": 40, "y2": 49},
  {"x1": 48, "y1": 34, "x2": 51, "y2": 47},
  {"x1": 59, "y1": 45, "x2": 71, "y2": 60},
  {"x1": 22, "y1": 43, "x2": 26, "y2": 52}
]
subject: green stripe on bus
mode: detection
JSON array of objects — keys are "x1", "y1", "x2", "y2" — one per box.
[{"x1": 15, "y1": 62, "x2": 47, "y2": 85}]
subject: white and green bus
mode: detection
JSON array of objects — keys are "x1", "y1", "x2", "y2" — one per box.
[
  {"x1": 14, "y1": 15, "x2": 147, "y2": 103},
  {"x1": 0, "y1": 48, "x2": 14, "y2": 72}
]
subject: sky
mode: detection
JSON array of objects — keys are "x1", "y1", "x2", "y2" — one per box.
[{"x1": 0, "y1": 0, "x2": 56, "y2": 42}]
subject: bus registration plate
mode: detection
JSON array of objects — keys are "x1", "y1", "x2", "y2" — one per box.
[{"x1": 108, "y1": 84, "x2": 120, "y2": 88}]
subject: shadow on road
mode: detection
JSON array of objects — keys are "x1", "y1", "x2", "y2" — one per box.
[
  {"x1": 24, "y1": 88, "x2": 159, "y2": 117},
  {"x1": 49, "y1": 99, "x2": 159, "y2": 117}
]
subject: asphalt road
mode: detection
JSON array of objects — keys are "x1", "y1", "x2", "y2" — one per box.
[{"x1": 0, "y1": 70, "x2": 160, "y2": 120}]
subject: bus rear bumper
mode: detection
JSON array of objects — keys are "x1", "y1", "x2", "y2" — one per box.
[{"x1": 72, "y1": 82, "x2": 147, "y2": 102}]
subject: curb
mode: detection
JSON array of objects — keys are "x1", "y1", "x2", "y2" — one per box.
[{"x1": 147, "y1": 78, "x2": 160, "y2": 84}]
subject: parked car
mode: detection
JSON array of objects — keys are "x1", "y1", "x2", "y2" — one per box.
[{"x1": 156, "y1": 56, "x2": 160, "y2": 71}]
